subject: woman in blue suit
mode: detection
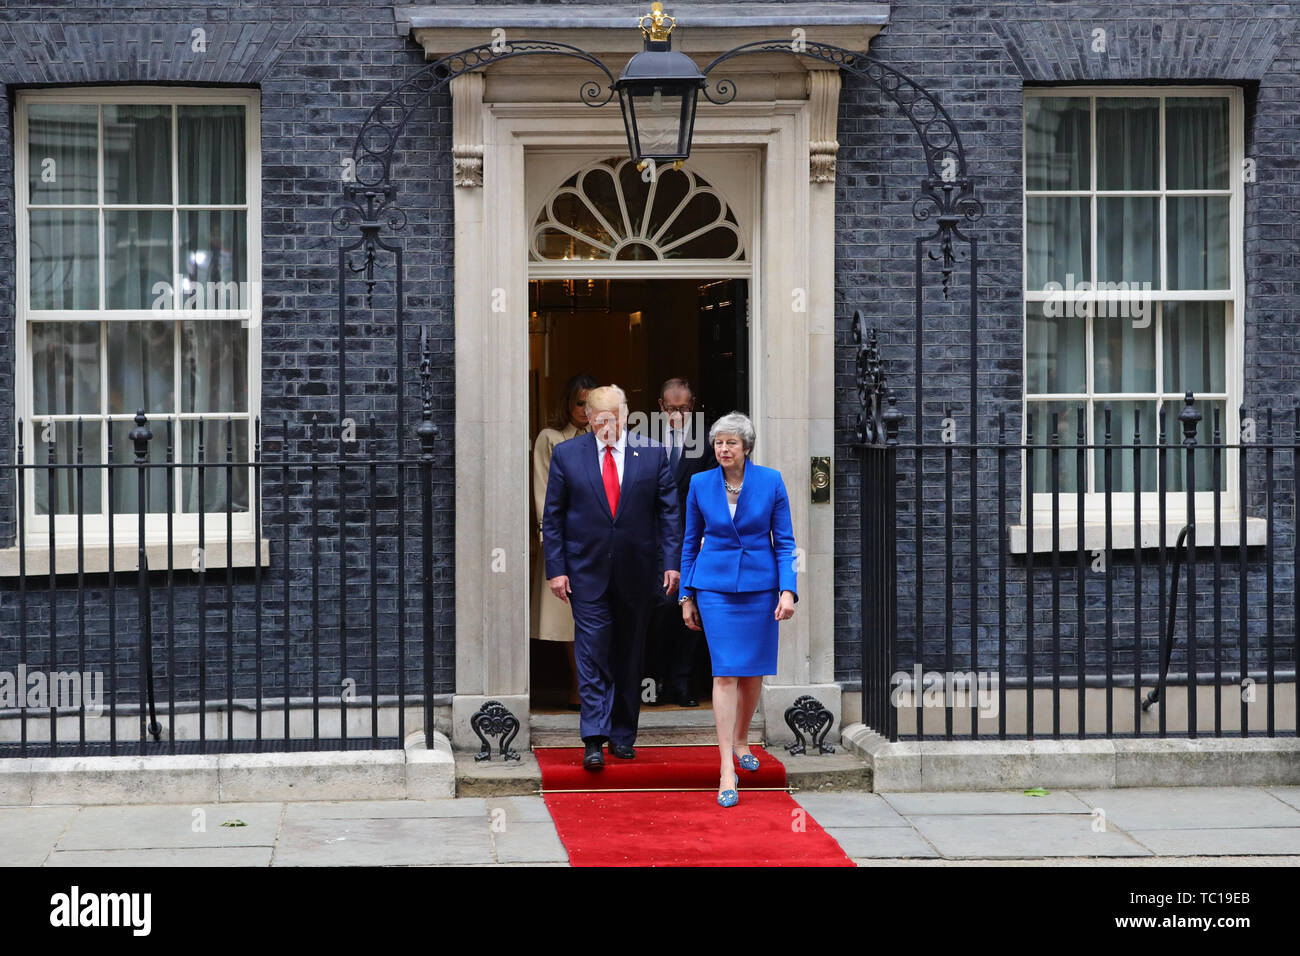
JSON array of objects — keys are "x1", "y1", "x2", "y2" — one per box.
[{"x1": 679, "y1": 412, "x2": 797, "y2": 807}]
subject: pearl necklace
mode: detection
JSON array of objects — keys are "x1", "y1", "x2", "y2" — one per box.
[{"x1": 724, "y1": 470, "x2": 744, "y2": 495}]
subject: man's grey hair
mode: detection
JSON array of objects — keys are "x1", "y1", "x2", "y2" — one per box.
[{"x1": 708, "y1": 412, "x2": 755, "y2": 453}]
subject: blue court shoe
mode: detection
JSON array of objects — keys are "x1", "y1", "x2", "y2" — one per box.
[
  {"x1": 717, "y1": 786, "x2": 739, "y2": 808},
  {"x1": 733, "y1": 747, "x2": 760, "y2": 772}
]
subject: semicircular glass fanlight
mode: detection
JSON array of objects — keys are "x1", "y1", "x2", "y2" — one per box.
[{"x1": 531, "y1": 157, "x2": 745, "y2": 262}]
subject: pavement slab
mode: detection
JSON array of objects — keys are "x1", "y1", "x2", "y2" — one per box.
[
  {"x1": 1071, "y1": 786, "x2": 1300, "y2": 830},
  {"x1": 1123, "y1": 827, "x2": 1300, "y2": 856},
  {"x1": 879, "y1": 790, "x2": 1094, "y2": 815},
  {"x1": 906, "y1": 812, "x2": 1153, "y2": 858},
  {"x1": 793, "y1": 792, "x2": 912, "y2": 828},
  {"x1": 0, "y1": 806, "x2": 79, "y2": 867},
  {"x1": 57, "y1": 803, "x2": 283, "y2": 851},
  {"x1": 44, "y1": 846, "x2": 275, "y2": 866},
  {"x1": 272, "y1": 814, "x2": 497, "y2": 867}
]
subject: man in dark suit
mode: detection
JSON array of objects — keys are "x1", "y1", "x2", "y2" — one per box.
[
  {"x1": 542, "y1": 384, "x2": 681, "y2": 770},
  {"x1": 646, "y1": 378, "x2": 716, "y2": 707}
]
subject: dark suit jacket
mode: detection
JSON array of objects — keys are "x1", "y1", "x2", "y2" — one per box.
[
  {"x1": 542, "y1": 429, "x2": 682, "y2": 609},
  {"x1": 656, "y1": 425, "x2": 716, "y2": 605}
]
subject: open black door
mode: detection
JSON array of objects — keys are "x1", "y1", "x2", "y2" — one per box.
[{"x1": 695, "y1": 278, "x2": 749, "y2": 434}]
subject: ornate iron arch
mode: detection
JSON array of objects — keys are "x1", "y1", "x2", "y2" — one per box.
[{"x1": 331, "y1": 36, "x2": 985, "y2": 444}]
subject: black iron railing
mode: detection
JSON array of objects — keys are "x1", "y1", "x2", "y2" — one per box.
[
  {"x1": 856, "y1": 317, "x2": 1299, "y2": 742},
  {"x1": 0, "y1": 345, "x2": 443, "y2": 758}
]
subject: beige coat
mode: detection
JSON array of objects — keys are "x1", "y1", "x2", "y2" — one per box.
[{"x1": 530, "y1": 421, "x2": 589, "y2": 641}]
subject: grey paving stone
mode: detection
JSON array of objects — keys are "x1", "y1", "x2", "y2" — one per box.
[
  {"x1": 1072, "y1": 787, "x2": 1300, "y2": 830},
  {"x1": 794, "y1": 792, "x2": 911, "y2": 827},
  {"x1": 0, "y1": 806, "x2": 79, "y2": 866},
  {"x1": 282, "y1": 799, "x2": 486, "y2": 822},
  {"x1": 484, "y1": 795, "x2": 555, "y2": 824},
  {"x1": 272, "y1": 815, "x2": 495, "y2": 866},
  {"x1": 1125, "y1": 828, "x2": 1300, "y2": 856},
  {"x1": 908, "y1": 813, "x2": 1153, "y2": 858},
  {"x1": 58, "y1": 803, "x2": 283, "y2": 851},
  {"x1": 824, "y1": 825, "x2": 939, "y2": 858},
  {"x1": 491, "y1": 820, "x2": 569, "y2": 864},
  {"x1": 45, "y1": 846, "x2": 274, "y2": 867},
  {"x1": 880, "y1": 790, "x2": 1093, "y2": 815},
  {"x1": 1265, "y1": 787, "x2": 1300, "y2": 813}
]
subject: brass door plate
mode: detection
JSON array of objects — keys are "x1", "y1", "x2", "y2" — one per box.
[{"x1": 811, "y1": 456, "x2": 830, "y2": 503}]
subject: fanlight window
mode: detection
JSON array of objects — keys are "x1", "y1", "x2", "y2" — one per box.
[{"x1": 531, "y1": 157, "x2": 745, "y2": 262}]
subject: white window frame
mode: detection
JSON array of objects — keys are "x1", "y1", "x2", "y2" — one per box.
[
  {"x1": 13, "y1": 87, "x2": 262, "y2": 554},
  {"x1": 1017, "y1": 86, "x2": 1247, "y2": 551}
]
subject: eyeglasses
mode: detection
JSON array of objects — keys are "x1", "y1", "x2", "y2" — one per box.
[{"x1": 662, "y1": 404, "x2": 692, "y2": 414}]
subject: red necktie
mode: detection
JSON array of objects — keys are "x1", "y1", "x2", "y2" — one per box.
[{"x1": 602, "y1": 445, "x2": 620, "y2": 518}]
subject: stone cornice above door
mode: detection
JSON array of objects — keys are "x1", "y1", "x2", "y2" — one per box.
[{"x1": 395, "y1": 3, "x2": 889, "y2": 185}]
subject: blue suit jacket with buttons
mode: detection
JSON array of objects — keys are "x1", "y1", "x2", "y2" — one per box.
[{"x1": 679, "y1": 462, "x2": 799, "y2": 601}]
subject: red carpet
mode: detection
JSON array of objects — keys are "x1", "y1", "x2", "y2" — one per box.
[{"x1": 538, "y1": 745, "x2": 855, "y2": 867}]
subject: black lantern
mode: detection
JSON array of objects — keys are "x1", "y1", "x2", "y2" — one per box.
[{"x1": 614, "y1": 3, "x2": 705, "y2": 165}]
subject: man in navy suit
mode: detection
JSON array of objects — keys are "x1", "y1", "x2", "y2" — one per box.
[
  {"x1": 646, "y1": 378, "x2": 716, "y2": 707},
  {"x1": 542, "y1": 384, "x2": 681, "y2": 770}
]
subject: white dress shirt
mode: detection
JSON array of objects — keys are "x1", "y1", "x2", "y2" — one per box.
[{"x1": 596, "y1": 427, "x2": 627, "y2": 485}]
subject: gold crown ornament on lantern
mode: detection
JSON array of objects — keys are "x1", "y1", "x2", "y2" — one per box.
[{"x1": 638, "y1": 2, "x2": 675, "y2": 42}]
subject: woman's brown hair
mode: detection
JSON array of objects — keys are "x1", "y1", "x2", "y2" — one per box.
[{"x1": 547, "y1": 373, "x2": 599, "y2": 431}]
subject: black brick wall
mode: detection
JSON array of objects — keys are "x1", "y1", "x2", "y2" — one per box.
[{"x1": 0, "y1": 0, "x2": 1295, "y2": 712}]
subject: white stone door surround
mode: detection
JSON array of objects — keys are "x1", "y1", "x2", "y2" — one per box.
[{"x1": 403, "y1": 10, "x2": 886, "y2": 750}]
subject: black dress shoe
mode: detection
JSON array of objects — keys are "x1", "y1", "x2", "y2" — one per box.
[
  {"x1": 669, "y1": 686, "x2": 699, "y2": 707},
  {"x1": 607, "y1": 742, "x2": 636, "y2": 759},
  {"x1": 583, "y1": 741, "x2": 605, "y2": 771}
]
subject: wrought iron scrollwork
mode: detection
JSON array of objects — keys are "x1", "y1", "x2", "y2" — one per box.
[
  {"x1": 852, "y1": 311, "x2": 901, "y2": 448},
  {"x1": 702, "y1": 40, "x2": 982, "y2": 297},
  {"x1": 783, "y1": 694, "x2": 837, "y2": 755},
  {"x1": 470, "y1": 700, "x2": 522, "y2": 761}
]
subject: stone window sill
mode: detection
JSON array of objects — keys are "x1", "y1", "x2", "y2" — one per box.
[
  {"x1": 1008, "y1": 517, "x2": 1267, "y2": 554},
  {"x1": 0, "y1": 537, "x2": 271, "y2": 577}
]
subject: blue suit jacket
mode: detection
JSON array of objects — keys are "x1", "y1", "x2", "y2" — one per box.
[
  {"x1": 542, "y1": 429, "x2": 681, "y2": 607},
  {"x1": 679, "y1": 462, "x2": 799, "y2": 601}
]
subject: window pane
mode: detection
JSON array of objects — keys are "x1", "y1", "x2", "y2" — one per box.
[
  {"x1": 108, "y1": 321, "x2": 174, "y2": 413},
  {"x1": 533, "y1": 228, "x2": 606, "y2": 261},
  {"x1": 1093, "y1": 402, "x2": 1157, "y2": 493},
  {"x1": 32, "y1": 322, "x2": 100, "y2": 415},
  {"x1": 33, "y1": 421, "x2": 103, "y2": 516},
  {"x1": 180, "y1": 210, "x2": 248, "y2": 302},
  {"x1": 1025, "y1": 97, "x2": 1090, "y2": 191},
  {"x1": 1026, "y1": 402, "x2": 1083, "y2": 494},
  {"x1": 1166, "y1": 97, "x2": 1230, "y2": 190},
  {"x1": 1096, "y1": 98, "x2": 1158, "y2": 190},
  {"x1": 181, "y1": 321, "x2": 247, "y2": 413},
  {"x1": 27, "y1": 103, "x2": 98, "y2": 205},
  {"x1": 1026, "y1": 197, "x2": 1090, "y2": 290},
  {"x1": 1097, "y1": 197, "x2": 1158, "y2": 287},
  {"x1": 1160, "y1": 399, "x2": 1225, "y2": 492},
  {"x1": 106, "y1": 210, "x2": 173, "y2": 309},
  {"x1": 548, "y1": 192, "x2": 615, "y2": 248},
  {"x1": 29, "y1": 209, "x2": 99, "y2": 309},
  {"x1": 1167, "y1": 196, "x2": 1230, "y2": 290},
  {"x1": 1163, "y1": 302, "x2": 1225, "y2": 395},
  {"x1": 1093, "y1": 311, "x2": 1156, "y2": 393},
  {"x1": 103, "y1": 104, "x2": 171, "y2": 205},
  {"x1": 181, "y1": 419, "x2": 249, "y2": 513},
  {"x1": 178, "y1": 105, "x2": 246, "y2": 204},
  {"x1": 108, "y1": 419, "x2": 171, "y2": 515},
  {"x1": 1025, "y1": 307, "x2": 1086, "y2": 393}
]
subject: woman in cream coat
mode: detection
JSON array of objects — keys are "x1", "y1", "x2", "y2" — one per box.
[{"x1": 531, "y1": 373, "x2": 597, "y2": 708}]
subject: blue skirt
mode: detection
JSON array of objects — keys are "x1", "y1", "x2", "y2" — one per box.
[{"x1": 694, "y1": 588, "x2": 780, "y2": 677}]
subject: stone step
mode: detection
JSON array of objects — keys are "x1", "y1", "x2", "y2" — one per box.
[
  {"x1": 456, "y1": 713, "x2": 870, "y2": 796},
  {"x1": 529, "y1": 708, "x2": 763, "y2": 747}
]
